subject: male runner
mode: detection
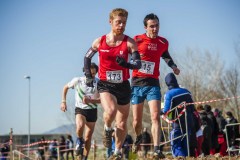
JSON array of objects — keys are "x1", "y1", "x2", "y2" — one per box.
[
  {"x1": 131, "y1": 13, "x2": 180, "y2": 159},
  {"x1": 83, "y1": 8, "x2": 141, "y2": 159},
  {"x1": 61, "y1": 63, "x2": 100, "y2": 160}
]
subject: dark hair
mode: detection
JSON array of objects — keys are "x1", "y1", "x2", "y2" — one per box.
[
  {"x1": 83, "y1": 62, "x2": 98, "y2": 73},
  {"x1": 143, "y1": 13, "x2": 159, "y2": 27},
  {"x1": 204, "y1": 104, "x2": 212, "y2": 112},
  {"x1": 67, "y1": 135, "x2": 72, "y2": 139},
  {"x1": 226, "y1": 111, "x2": 233, "y2": 117}
]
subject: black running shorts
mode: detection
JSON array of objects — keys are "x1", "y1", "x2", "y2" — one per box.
[
  {"x1": 97, "y1": 80, "x2": 131, "y2": 105},
  {"x1": 75, "y1": 107, "x2": 97, "y2": 122}
]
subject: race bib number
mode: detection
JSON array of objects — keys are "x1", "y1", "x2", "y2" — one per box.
[
  {"x1": 139, "y1": 60, "x2": 155, "y2": 75},
  {"x1": 106, "y1": 70, "x2": 123, "y2": 83}
]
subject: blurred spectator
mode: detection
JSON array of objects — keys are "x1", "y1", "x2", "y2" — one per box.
[
  {"x1": 213, "y1": 108, "x2": 227, "y2": 156},
  {"x1": 37, "y1": 136, "x2": 47, "y2": 160},
  {"x1": 141, "y1": 128, "x2": 151, "y2": 158},
  {"x1": 225, "y1": 111, "x2": 240, "y2": 150},
  {"x1": 0, "y1": 140, "x2": 10, "y2": 160},
  {"x1": 66, "y1": 135, "x2": 74, "y2": 160},
  {"x1": 125, "y1": 134, "x2": 133, "y2": 145},
  {"x1": 213, "y1": 108, "x2": 227, "y2": 134},
  {"x1": 194, "y1": 106, "x2": 203, "y2": 157},
  {"x1": 196, "y1": 104, "x2": 212, "y2": 156},
  {"x1": 204, "y1": 104, "x2": 219, "y2": 155},
  {"x1": 48, "y1": 139, "x2": 58, "y2": 160},
  {"x1": 59, "y1": 136, "x2": 66, "y2": 160},
  {"x1": 122, "y1": 134, "x2": 133, "y2": 160}
]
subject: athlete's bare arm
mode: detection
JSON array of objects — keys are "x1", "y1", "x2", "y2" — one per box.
[
  {"x1": 82, "y1": 96, "x2": 101, "y2": 104},
  {"x1": 91, "y1": 37, "x2": 101, "y2": 51},
  {"x1": 127, "y1": 37, "x2": 138, "y2": 53},
  {"x1": 60, "y1": 84, "x2": 69, "y2": 112}
]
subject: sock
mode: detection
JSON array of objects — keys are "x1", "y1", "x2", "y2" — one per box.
[
  {"x1": 154, "y1": 146, "x2": 160, "y2": 152},
  {"x1": 104, "y1": 124, "x2": 112, "y2": 131},
  {"x1": 114, "y1": 148, "x2": 121, "y2": 155}
]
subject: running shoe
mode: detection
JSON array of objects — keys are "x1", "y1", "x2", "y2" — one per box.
[
  {"x1": 75, "y1": 138, "x2": 84, "y2": 156},
  {"x1": 152, "y1": 150, "x2": 165, "y2": 160},
  {"x1": 102, "y1": 129, "x2": 114, "y2": 148},
  {"x1": 108, "y1": 153, "x2": 122, "y2": 160},
  {"x1": 132, "y1": 134, "x2": 142, "y2": 153}
]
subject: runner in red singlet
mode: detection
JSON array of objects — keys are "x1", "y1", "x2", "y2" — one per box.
[
  {"x1": 83, "y1": 8, "x2": 141, "y2": 160},
  {"x1": 131, "y1": 13, "x2": 180, "y2": 159}
]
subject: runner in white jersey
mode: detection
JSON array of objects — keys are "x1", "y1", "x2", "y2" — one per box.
[
  {"x1": 61, "y1": 63, "x2": 100, "y2": 160},
  {"x1": 69, "y1": 76, "x2": 99, "y2": 109}
]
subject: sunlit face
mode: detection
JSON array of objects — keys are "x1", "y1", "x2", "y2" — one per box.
[
  {"x1": 145, "y1": 19, "x2": 159, "y2": 38},
  {"x1": 90, "y1": 68, "x2": 97, "y2": 78},
  {"x1": 110, "y1": 15, "x2": 127, "y2": 35}
]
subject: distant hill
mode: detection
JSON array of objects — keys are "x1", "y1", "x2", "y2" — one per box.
[{"x1": 44, "y1": 124, "x2": 75, "y2": 134}]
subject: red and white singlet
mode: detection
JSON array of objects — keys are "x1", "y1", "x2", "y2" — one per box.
[
  {"x1": 98, "y1": 35, "x2": 130, "y2": 83},
  {"x1": 132, "y1": 34, "x2": 169, "y2": 79}
]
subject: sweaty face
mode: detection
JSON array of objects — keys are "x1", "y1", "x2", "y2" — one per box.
[
  {"x1": 110, "y1": 15, "x2": 127, "y2": 35},
  {"x1": 145, "y1": 19, "x2": 159, "y2": 38}
]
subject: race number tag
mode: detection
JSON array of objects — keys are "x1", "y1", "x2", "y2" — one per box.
[
  {"x1": 139, "y1": 60, "x2": 155, "y2": 75},
  {"x1": 106, "y1": 70, "x2": 123, "y2": 83}
]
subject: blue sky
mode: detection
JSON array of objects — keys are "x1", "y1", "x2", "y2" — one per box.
[{"x1": 0, "y1": 0, "x2": 240, "y2": 135}]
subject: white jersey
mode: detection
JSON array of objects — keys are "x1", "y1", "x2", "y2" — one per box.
[{"x1": 67, "y1": 77, "x2": 99, "y2": 109}]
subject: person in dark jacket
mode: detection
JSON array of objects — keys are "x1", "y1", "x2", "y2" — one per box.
[
  {"x1": 122, "y1": 134, "x2": 133, "y2": 160},
  {"x1": 49, "y1": 139, "x2": 58, "y2": 160},
  {"x1": 59, "y1": 136, "x2": 66, "y2": 160},
  {"x1": 213, "y1": 108, "x2": 227, "y2": 134},
  {"x1": 66, "y1": 135, "x2": 74, "y2": 160},
  {"x1": 204, "y1": 105, "x2": 219, "y2": 155},
  {"x1": 37, "y1": 136, "x2": 47, "y2": 160},
  {"x1": 0, "y1": 140, "x2": 10, "y2": 160},
  {"x1": 161, "y1": 73, "x2": 197, "y2": 157},
  {"x1": 213, "y1": 108, "x2": 227, "y2": 156},
  {"x1": 141, "y1": 127, "x2": 151, "y2": 158},
  {"x1": 196, "y1": 104, "x2": 212, "y2": 156},
  {"x1": 225, "y1": 111, "x2": 240, "y2": 149}
]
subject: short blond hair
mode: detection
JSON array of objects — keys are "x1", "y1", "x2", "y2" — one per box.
[{"x1": 109, "y1": 8, "x2": 128, "y2": 20}]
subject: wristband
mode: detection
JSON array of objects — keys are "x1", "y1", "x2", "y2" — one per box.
[{"x1": 62, "y1": 100, "x2": 66, "y2": 103}]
